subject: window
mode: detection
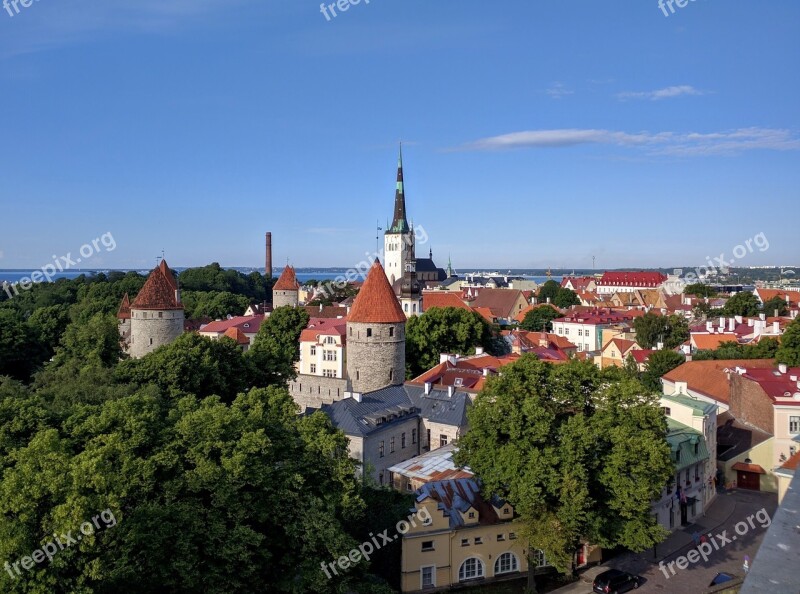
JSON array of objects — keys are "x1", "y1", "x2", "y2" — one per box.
[
  {"x1": 474, "y1": 537, "x2": 482, "y2": 545},
  {"x1": 578, "y1": 329, "x2": 583, "y2": 336},
  {"x1": 531, "y1": 549, "x2": 547, "y2": 568},
  {"x1": 440, "y1": 435, "x2": 448, "y2": 447},
  {"x1": 310, "y1": 364, "x2": 316, "y2": 374},
  {"x1": 454, "y1": 377, "x2": 463, "y2": 387},
  {"x1": 509, "y1": 532, "x2": 517, "y2": 540},
  {"x1": 421, "y1": 566, "x2": 435, "y2": 589},
  {"x1": 149, "y1": 338, "x2": 153, "y2": 345},
  {"x1": 660, "y1": 407, "x2": 671, "y2": 416},
  {"x1": 390, "y1": 437, "x2": 395, "y2": 453},
  {"x1": 412, "y1": 429, "x2": 417, "y2": 444},
  {"x1": 367, "y1": 328, "x2": 372, "y2": 338},
  {"x1": 310, "y1": 346, "x2": 316, "y2": 356},
  {"x1": 427, "y1": 429, "x2": 431, "y2": 447},
  {"x1": 389, "y1": 369, "x2": 394, "y2": 382},
  {"x1": 497, "y1": 534, "x2": 505, "y2": 541},
  {"x1": 379, "y1": 441, "x2": 385, "y2": 458},
  {"x1": 565, "y1": 328, "x2": 569, "y2": 335},
  {"x1": 685, "y1": 469, "x2": 690, "y2": 484},
  {"x1": 323, "y1": 369, "x2": 336, "y2": 378},
  {"x1": 695, "y1": 465, "x2": 700, "y2": 481},
  {"x1": 401, "y1": 433, "x2": 406, "y2": 449},
  {"x1": 461, "y1": 538, "x2": 469, "y2": 547},
  {"x1": 790, "y1": 416, "x2": 800, "y2": 434},
  {"x1": 421, "y1": 541, "x2": 434, "y2": 552},
  {"x1": 324, "y1": 350, "x2": 336, "y2": 361},
  {"x1": 458, "y1": 558, "x2": 484, "y2": 582},
  {"x1": 158, "y1": 312, "x2": 163, "y2": 318},
  {"x1": 495, "y1": 552, "x2": 519, "y2": 574},
  {"x1": 389, "y1": 327, "x2": 394, "y2": 337},
  {"x1": 503, "y1": 507, "x2": 510, "y2": 515},
  {"x1": 324, "y1": 336, "x2": 335, "y2": 344},
  {"x1": 675, "y1": 449, "x2": 681, "y2": 463},
  {"x1": 468, "y1": 512, "x2": 475, "y2": 519},
  {"x1": 404, "y1": 303, "x2": 408, "y2": 312}
]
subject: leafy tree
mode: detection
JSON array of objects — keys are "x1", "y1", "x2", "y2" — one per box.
[
  {"x1": 181, "y1": 290, "x2": 250, "y2": 319},
  {"x1": 762, "y1": 296, "x2": 789, "y2": 317},
  {"x1": 537, "y1": 280, "x2": 561, "y2": 305},
  {"x1": 178, "y1": 263, "x2": 269, "y2": 301},
  {"x1": 776, "y1": 318, "x2": 800, "y2": 366},
  {"x1": 26, "y1": 304, "x2": 71, "y2": 357},
  {"x1": 116, "y1": 333, "x2": 251, "y2": 402},
  {"x1": 634, "y1": 313, "x2": 689, "y2": 349},
  {"x1": 0, "y1": 309, "x2": 48, "y2": 380},
  {"x1": 247, "y1": 306, "x2": 310, "y2": 387},
  {"x1": 405, "y1": 307, "x2": 493, "y2": 378},
  {"x1": 520, "y1": 305, "x2": 561, "y2": 332},
  {"x1": 53, "y1": 312, "x2": 123, "y2": 368},
  {"x1": 553, "y1": 288, "x2": 580, "y2": 309},
  {"x1": 683, "y1": 283, "x2": 716, "y2": 298},
  {"x1": 455, "y1": 358, "x2": 672, "y2": 592},
  {"x1": 641, "y1": 350, "x2": 685, "y2": 392},
  {"x1": 722, "y1": 292, "x2": 760, "y2": 317}
]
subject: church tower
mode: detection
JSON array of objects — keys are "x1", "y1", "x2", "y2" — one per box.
[
  {"x1": 383, "y1": 145, "x2": 414, "y2": 286},
  {"x1": 347, "y1": 260, "x2": 406, "y2": 393}
]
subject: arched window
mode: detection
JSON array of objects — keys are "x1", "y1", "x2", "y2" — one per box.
[
  {"x1": 458, "y1": 557, "x2": 484, "y2": 582},
  {"x1": 494, "y1": 552, "x2": 518, "y2": 575}
]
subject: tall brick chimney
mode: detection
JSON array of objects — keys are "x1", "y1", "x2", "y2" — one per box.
[{"x1": 265, "y1": 232, "x2": 273, "y2": 279}]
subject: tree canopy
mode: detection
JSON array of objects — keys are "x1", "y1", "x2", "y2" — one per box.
[
  {"x1": 633, "y1": 312, "x2": 689, "y2": 350},
  {"x1": 683, "y1": 283, "x2": 716, "y2": 298},
  {"x1": 722, "y1": 292, "x2": 760, "y2": 317},
  {"x1": 776, "y1": 318, "x2": 800, "y2": 366},
  {"x1": 455, "y1": 358, "x2": 672, "y2": 591},
  {"x1": 520, "y1": 305, "x2": 561, "y2": 332},
  {"x1": 641, "y1": 350, "x2": 686, "y2": 392},
  {"x1": 405, "y1": 307, "x2": 494, "y2": 378}
]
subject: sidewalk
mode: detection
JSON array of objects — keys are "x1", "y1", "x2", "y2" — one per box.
[{"x1": 549, "y1": 490, "x2": 740, "y2": 593}]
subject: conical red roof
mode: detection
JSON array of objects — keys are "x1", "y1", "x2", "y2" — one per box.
[
  {"x1": 274, "y1": 265, "x2": 300, "y2": 291},
  {"x1": 131, "y1": 259, "x2": 183, "y2": 311},
  {"x1": 117, "y1": 293, "x2": 131, "y2": 319},
  {"x1": 348, "y1": 260, "x2": 406, "y2": 324}
]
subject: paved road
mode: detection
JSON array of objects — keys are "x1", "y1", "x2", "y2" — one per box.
[{"x1": 553, "y1": 489, "x2": 778, "y2": 594}]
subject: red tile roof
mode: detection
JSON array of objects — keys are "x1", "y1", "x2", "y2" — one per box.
[
  {"x1": 662, "y1": 359, "x2": 776, "y2": 404},
  {"x1": 781, "y1": 451, "x2": 800, "y2": 471},
  {"x1": 732, "y1": 462, "x2": 767, "y2": 474},
  {"x1": 554, "y1": 307, "x2": 644, "y2": 325},
  {"x1": 409, "y1": 353, "x2": 521, "y2": 392},
  {"x1": 117, "y1": 293, "x2": 131, "y2": 319},
  {"x1": 348, "y1": 260, "x2": 406, "y2": 324},
  {"x1": 472, "y1": 307, "x2": 496, "y2": 323},
  {"x1": 691, "y1": 333, "x2": 740, "y2": 350},
  {"x1": 561, "y1": 276, "x2": 596, "y2": 291},
  {"x1": 303, "y1": 305, "x2": 348, "y2": 319},
  {"x1": 274, "y1": 265, "x2": 300, "y2": 291},
  {"x1": 470, "y1": 288, "x2": 526, "y2": 319},
  {"x1": 223, "y1": 327, "x2": 251, "y2": 345},
  {"x1": 630, "y1": 349, "x2": 656, "y2": 364},
  {"x1": 131, "y1": 260, "x2": 183, "y2": 311},
  {"x1": 422, "y1": 291, "x2": 471, "y2": 312},
  {"x1": 200, "y1": 315, "x2": 264, "y2": 334},
  {"x1": 300, "y1": 317, "x2": 348, "y2": 343},
  {"x1": 756, "y1": 288, "x2": 800, "y2": 308},
  {"x1": 740, "y1": 366, "x2": 800, "y2": 404},
  {"x1": 598, "y1": 271, "x2": 667, "y2": 287}
]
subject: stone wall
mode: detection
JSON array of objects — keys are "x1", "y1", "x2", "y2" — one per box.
[
  {"x1": 730, "y1": 375, "x2": 775, "y2": 435},
  {"x1": 273, "y1": 290, "x2": 299, "y2": 308},
  {"x1": 346, "y1": 321, "x2": 405, "y2": 393},
  {"x1": 289, "y1": 374, "x2": 350, "y2": 411},
  {"x1": 129, "y1": 309, "x2": 184, "y2": 359},
  {"x1": 362, "y1": 417, "x2": 421, "y2": 486}
]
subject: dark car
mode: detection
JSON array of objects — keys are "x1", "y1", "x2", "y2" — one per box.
[{"x1": 592, "y1": 569, "x2": 640, "y2": 593}]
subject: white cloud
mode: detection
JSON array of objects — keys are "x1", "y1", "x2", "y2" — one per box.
[
  {"x1": 545, "y1": 82, "x2": 574, "y2": 99},
  {"x1": 617, "y1": 85, "x2": 705, "y2": 101},
  {"x1": 457, "y1": 127, "x2": 800, "y2": 156}
]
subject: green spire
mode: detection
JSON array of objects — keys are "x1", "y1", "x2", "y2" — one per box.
[{"x1": 387, "y1": 143, "x2": 410, "y2": 235}]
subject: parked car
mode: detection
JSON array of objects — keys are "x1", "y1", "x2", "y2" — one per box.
[{"x1": 592, "y1": 569, "x2": 640, "y2": 593}]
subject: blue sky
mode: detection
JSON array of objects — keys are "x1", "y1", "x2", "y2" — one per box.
[{"x1": 0, "y1": 0, "x2": 798, "y2": 271}]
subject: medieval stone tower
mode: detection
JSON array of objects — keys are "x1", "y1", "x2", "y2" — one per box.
[
  {"x1": 346, "y1": 260, "x2": 406, "y2": 393},
  {"x1": 272, "y1": 264, "x2": 300, "y2": 308},
  {"x1": 128, "y1": 260, "x2": 185, "y2": 359}
]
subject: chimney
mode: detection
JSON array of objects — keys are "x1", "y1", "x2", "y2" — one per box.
[
  {"x1": 319, "y1": 303, "x2": 323, "y2": 312},
  {"x1": 656, "y1": 342, "x2": 664, "y2": 351},
  {"x1": 759, "y1": 313, "x2": 766, "y2": 321},
  {"x1": 265, "y1": 232, "x2": 273, "y2": 279},
  {"x1": 706, "y1": 321, "x2": 714, "y2": 332},
  {"x1": 790, "y1": 375, "x2": 798, "y2": 382},
  {"x1": 483, "y1": 368, "x2": 490, "y2": 377},
  {"x1": 424, "y1": 382, "x2": 432, "y2": 395},
  {"x1": 447, "y1": 386, "x2": 455, "y2": 398},
  {"x1": 773, "y1": 321, "x2": 780, "y2": 334},
  {"x1": 728, "y1": 318, "x2": 735, "y2": 331},
  {"x1": 735, "y1": 315, "x2": 743, "y2": 324},
  {"x1": 719, "y1": 316, "x2": 725, "y2": 330},
  {"x1": 748, "y1": 319, "x2": 754, "y2": 327},
  {"x1": 779, "y1": 363, "x2": 788, "y2": 374},
  {"x1": 475, "y1": 346, "x2": 484, "y2": 355}
]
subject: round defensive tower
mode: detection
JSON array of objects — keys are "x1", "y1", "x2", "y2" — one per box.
[
  {"x1": 272, "y1": 264, "x2": 300, "y2": 308},
  {"x1": 129, "y1": 259, "x2": 185, "y2": 359},
  {"x1": 346, "y1": 260, "x2": 407, "y2": 394}
]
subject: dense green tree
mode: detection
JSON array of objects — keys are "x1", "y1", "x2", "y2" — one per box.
[
  {"x1": 178, "y1": 263, "x2": 270, "y2": 301},
  {"x1": 53, "y1": 312, "x2": 122, "y2": 368},
  {"x1": 0, "y1": 309, "x2": 48, "y2": 380},
  {"x1": 553, "y1": 288, "x2": 580, "y2": 309},
  {"x1": 683, "y1": 283, "x2": 716, "y2": 298},
  {"x1": 26, "y1": 305, "x2": 71, "y2": 357},
  {"x1": 634, "y1": 313, "x2": 689, "y2": 349},
  {"x1": 520, "y1": 305, "x2": 561, "y2": 332},
  {"x1": 405, "y1": 307, "x2": 494, "y2": 378},
  {"x1": 722, "y1": 292, "x2": 760, "y2": 317},
  {"x1": 641, "y1": 350, "x2": 685, "y2": 392},
  {"x1": 537, "y1": 280, "x2": 561, "y2": 305},
  {"x1": 116, "y1": 333, "x2": 251, "y2": 402},
  {"x1": 181, "y1": 290, "x2": 250, "y2": 319},
  {"x1": 246, "y1": 306, "x2": 310, "y2": 387},
  {"x1": 762, "y1": 296, "x2": 789, "y2": 317},
  {"x1": 776, "y1": 318, "x2": 800, "y2": 366},
  {"x1": 455, "y1": 358, "x2": 672, "y2": 592}
]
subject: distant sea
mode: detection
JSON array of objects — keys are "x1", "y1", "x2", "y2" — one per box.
[{"x1": 0, "y1": 268, "x2": 559, "y2": 285}]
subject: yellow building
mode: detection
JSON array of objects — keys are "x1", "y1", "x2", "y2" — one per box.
[{"x1": 401, "y1": 479, "x2": 537, "y2": 592}]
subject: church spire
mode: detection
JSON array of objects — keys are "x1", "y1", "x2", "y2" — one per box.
[{"x1": 388, "y1": 143, "x2": 410, "y2": 234}]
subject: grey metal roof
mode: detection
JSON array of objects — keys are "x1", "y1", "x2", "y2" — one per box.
[{"x1": 405, "y1": 385, "x2": 471, "y2": 428}]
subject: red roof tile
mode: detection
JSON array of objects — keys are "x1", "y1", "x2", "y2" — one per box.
[
  {"x1": 598, "y1": 271, "x2": 667, "y2": 287},
  {"x1": 131, "y1": 260, "x2": 183, "y2": 311},
  {"x1": 223, "y1": 327, "x2": 251, "y2": 345},
  {"x1": 422, "y1": 291, "x2": 471, "y2": 312},
  {"x1": 662, "y1": 359, "x2": 776, "y2": 404},
  {"x1": 274, "y1": 265, "x2": 300, "y2": 291},
  {"x1": 348, "y1": 260, "x2": 406, "y2": 324},
  {"x1": 781, "y1": 451, "x2": 800, "y2": 471},
  {"x1": 117, "y1": 293, "x2": 131, "y2": 319},
  {"x1": 200, "y1": 316, "x2": 264, "y2": 334},
  {"x1": 732, "y1": 462, "x2": 766, "y2": 474}
]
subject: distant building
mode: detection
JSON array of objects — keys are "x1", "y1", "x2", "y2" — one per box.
[
  {"x1": 387, "y1": 443, "x2": 473, "y2": 493},
  {"x1": 596, "y1": 271, "x2": 668, "y2": 295},
  {"x1": 198, "y1": 315, "x2": 265, "y2": 350},
  {"x1": 551, "y1": 308, "x2": 643, "y2": 353},
  {"x1": 126, "y1": 260, "x2": 185, "y2": 359},
  {"x1": 272, "y1": 265, "x2": 300, "y2": 308}
]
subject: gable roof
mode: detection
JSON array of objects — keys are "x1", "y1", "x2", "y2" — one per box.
[
  {"x1": 273, "y1": 265, "x2": 300, "y2": 291},
  {"x1": 755, "y1": 288, "x2": 800, "y2": 307},
  {"x1": 662, "y1": 359, "x2": 776, "y2": 404},
  {"x1": 387, "y1": 444, "x2": 474, "y2": 483},
  {"x1": 303, "y1": 304, "x2": 348, "y2": 319},
  {"x1": 200, "y1": 315, "x2": 264, "y2": 334},
  {"x1": 470, "y1": 288, "x2": 526, "y2": 319},
  {"x1": 348, "y1": 260, "x2": 406, "y2": 324},
  {"x1": 415, "y1": 479, "x2": 507, "y2": 529},
  {"x1": 691, "y1": 333, "x2": 741, "y2": 350},
  {"x1": 598, "y1": 271, "x2": 667, "y2": 288},
  {"x1": 223, "y1": 327, "x2": 251, "y2": 345},
  {"x1": 422, "y1": 291, "x2": 471, "y2": 312},
  {"x1": 320, "y1": 385, "x2": 417, "y2": 436},
  {"x1": 130, "y1": 260, "x2": 183, "y2": 311}
]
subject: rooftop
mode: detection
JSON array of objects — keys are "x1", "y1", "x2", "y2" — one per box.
[
  {"x1": 415, "y1": 478, "x2": 508, "y2": 529},
  {"x1": 662, "y1": 359, "x2": 776, "y2": 404},
  {"x1": 130, "y1": 259, "x2": 183, "y2": 311},
  {"x1": 661, "y1": 393, "x2": 717, "y2": 416},
  {"x1": 348, "y1": 260, "x2": 406, "y2": 324},
  {"x1": 387, "y1": 443, "x2": 473, "y2": 484},
  {"x1": 274, "y1": 265, "x2": 300, "y2": 291}
]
